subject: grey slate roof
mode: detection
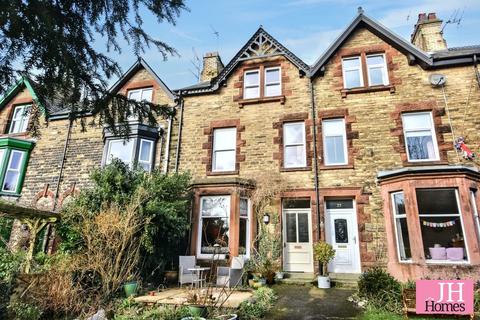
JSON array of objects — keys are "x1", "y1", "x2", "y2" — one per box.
[{"x1": 431, "y1": 45, "x2": 480, "y2": 59}]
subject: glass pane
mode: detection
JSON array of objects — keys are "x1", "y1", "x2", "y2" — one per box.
[
  {"x1": 323, "y1": 119, "x2": 344, "y2": 136},
  {"x1": 107, "y1": 140, "x2": 134, "y2": 165},
  {"x1": 141, "y1": 88, "x2": 153, "y2": 102},
  {"x1": 284, "y1": 145, "x2": 306, "y2": 167},
  {"x1": 0, "y1": 150, "x2": 4, "y2": 168},
  {"x1": 3, "y1": 171, "x2": 19, "y2": 191},
  {"x1": 402, "y1": 113, "x2": 431, "y2": 130},
  {"x1": 396, "y1": 217, "x2": 411, "y2": 260},
  {"x1": 244, "y1": 71, "x2": 259, "y2": 86},
  {"x1": 416, "y1": 189, "x2": 459, "y2": 215},
  {"x1": 201, "y1": 196, "x2": 230, "y2": 217},
  {"x1": 298, "y1": 213, "x2": 309, "y2": 243},
  {"x1": 286, "y1": 213, "x2": 297, "y2": 243},
  {"x1": 283, "y1": 199, "x2": 310, "y2": 209},
  {"x1": 201, "y1": 217, "x2": 229, "y2": 254},
  {"x1": 240, "y1": 198, "x2": 248, "y2": 217},
  {"x1": 8, "y1": 151, "x2": 23, "y2": 170},
  {"x1": 326, "y1": 200, "x2": 353, "y2": 209},
  {"x1": 393, "y1": 193, "x2": 405, "y2": 216},
  {"x1": 213, "y1": 150, "x2": 236, "y2": 171},
  {"x1": 284, "y1": 122, "x2": 304, "y2": 145},
  {"x1": 128, "y1": 90, "x2": 141, "y2": 101},
  {"x1": 367, "y1": 55, "x2": 385, "y2": 65},
  {"x1": 406, "y1": 135, "x2": 436, "y2": 160},
  {"x1": 344, "y1": 70, "x2": 362, "y2": 88},
  {"x1": 139, "y1": 140, "x2": 152, "y2": 162},
  {"x1": 369, "y1": 67, "x2": 385, "y2": 86},
  {"x1": 265, "y1": 68, "x2": 280, "y2": 83},
  {"x1": 139, "y1": 162, "x2": 151, "y2": 171},
  {"x1": 343, "y1": 57, "x2": 360, "y2": 69},
  {"x1": 334, "y1": 218, "x2": 348, "y2": 243},
  {"x1": 239, "y1": 218, "x2": 247, "y2": 255},
  {"x1": 213, "y1": 128, "x2": 236, "y2": 150},
  {"x1": 13, "y1": 106, "x2": 24, "y2": 119},
  {"x1": 265, "y1": 84, "x2": 281, "y2": 97},
  {"x1": 9, "y1": 120, "x2": 21, "y2": 134},
  {"x1": 244, "y1": 86, "x2": 259, "y2": 99},
  {"x1": 420, "y1": 216, "x2": 466, "y2": 261},
  {"x1": 325, "y1": 136, "x2": 346, "y2": 164}
]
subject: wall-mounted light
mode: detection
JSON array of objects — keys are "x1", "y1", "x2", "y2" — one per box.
[{"x1": 263, "y1": 213, "x2": 270, "y2": 225}]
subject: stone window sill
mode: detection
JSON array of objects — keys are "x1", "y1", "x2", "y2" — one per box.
[
  {"x1": 280, "y1": 166, "x2": 312, "y2": 172},
  {"x1": 402, "y1": 160, "x2": 449, "y2": 167},
  {"x1": 341, "y1": 85, "x2": 395, "y2": 98},
  {"x1": 0, "y1": 192, "x2": 21, "y2": 197},
  {"x1": 319, "y1": 164, "x2": 354, "y2": 170},
  {"x1": 206, "y1": 170, "x2": 239, "y2": 176},
  {"x1": 238, "y1": 95, "x2": 285, "y2": 107}
]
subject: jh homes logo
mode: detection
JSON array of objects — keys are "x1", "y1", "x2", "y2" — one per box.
[{"x1": 416, "y1": 280, "x2": 474, "y2": 315}]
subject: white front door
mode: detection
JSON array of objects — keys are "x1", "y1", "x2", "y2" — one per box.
[
  {"x1": 283, "y1": 208, "x2": 314, "y2": 272},
  {"x1": 325, "y1": 200, "x2": 361, "y2": 273}
]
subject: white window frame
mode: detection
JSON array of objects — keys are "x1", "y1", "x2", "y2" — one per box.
[
  {"x1": 197, "y1": 195, "x2": 231, "y2": 259},
  {"x1": 342, "y1": 56, "x2": 363, "y2": 89},
  {"x1": 418, "y1": 189, "x2": 470, "y2": 264},
  {"x1": 283, "y1": 122, "x2": 306, "y2": 168},
  {"x1": 402, "y1": 112, "x2": 439, "y2": 162},
  {"x1": 106, "y1": 139, "x2": 135, "y2": 167},
  {"x1": 138, "y1": 139, "x2": 154, "y2": 172},
  {"x1": 212, "y1": 127, "x2": 237, "y2": 172},
  {"x1": 9, "y1": 105, "x2": 30, "y2": 134},
  {"x1": 470, "y1": 190, "x2": 480, "y2": 245},
  {"x1": 2, "y1": 150, "x2": 25, "y2": 193},
  {"x1": 264, "y1": 66, "x2": 281, "y2": 97},
  {"x1": 322, "y1": 118, "x2": 348, "y2": 166},
  {"x1": 239, "y1": 198, "x2": 251, "y2": 259},
  {"x1": 391, "y1": 192, "x2": 412, "y2": 263},
  {"x1": 243, "y1": 69, "x2": 260, "y2": 99},
  {"x1": 366, "y1": 53, "x2": 389, "y2": 86},
  {"x1": 127, "y1": 87, "x2": 153, "y2": 102}
]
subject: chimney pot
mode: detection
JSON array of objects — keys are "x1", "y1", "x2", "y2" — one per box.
[
  {"x1": 411, "y1": 12, "x2": 447, "y2": 52},
  {"x1": 427, "y1": 13, "x2": 437, "y2": 20},
  {"x1": 418, "y1": 13, "x2": 427, "y2": 23}
]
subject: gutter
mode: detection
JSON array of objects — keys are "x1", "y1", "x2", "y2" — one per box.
[
  {"x1": 174, "y1": 93, "x2": 184, "y2": 173},
  {"x1": 163, "y1": 112, "x2": 173, "y2": 174},
  {"x1": 309, "y1": 78, "x2": 322, "y2": 241}
]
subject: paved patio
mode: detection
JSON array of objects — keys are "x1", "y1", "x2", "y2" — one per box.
[
  {"x1": 265, "y1": 284, "x2": 360, "y2": 320},
  {"x1": 134, "y1": 287, "x2": 253, "y2": 309}
]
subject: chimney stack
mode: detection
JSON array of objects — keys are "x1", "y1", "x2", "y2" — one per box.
[
  {"x1": 200, "y1": 52, "x2": 224, "y2": 82},
  {"x1": 411, "y1": 12, "x2": 447, "y2": 52}
]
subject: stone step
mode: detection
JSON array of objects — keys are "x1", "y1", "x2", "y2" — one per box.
[
  {"x1": 329, "y1": 273, "x2": 360, "y2": 289},
  {"x1": 278, "y1": 272, "x2": 315, "y2": 285}
]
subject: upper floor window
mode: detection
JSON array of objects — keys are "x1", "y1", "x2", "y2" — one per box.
[
  {"x1": 9, "y1": 105, "x2": 31, "y2": 134},
  {"x1": 402, "y1": 112, "x2": 439, "y2": 162},
  {"x1": 127, "y1": 87, "x2": 153, "y2": 102},
  {"x1": 366, "y1": 54, "x2": 388, "y2": 86},
  {"x1": 212, "y1": 128, "x2": 236, "y2": 172},
  {"x1": 243, "y1": 66, "x2": 282, "y2": 99},
  {"x1": 342, "y1": 53, "x2": 389, "y2": 89},
  {"x1": 342, "y1": 57, "x2": 363, "y2": 89},
  {"x1": 104, "y1": 137, "x2": 154, "y2": 171},
  {"x1": 283, "y1": 122, "x2": 306, "y2": 168},
  {"x1": 322, "y1": 118, "x2": 347, "y2": 165}
]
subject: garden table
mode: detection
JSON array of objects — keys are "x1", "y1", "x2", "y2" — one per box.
[{"x1": 188, "y1": 267, "x2": 210, "y2": 289}]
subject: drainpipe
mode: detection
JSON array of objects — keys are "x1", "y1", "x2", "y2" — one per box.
[
  {"x1": 163, "y1": 113, "x2": 173, "y2": 174},
  {"x1": 174, "y1": 93, "x2": 184, "y2": 173},
  {"x1": 309, "y1": 78, "x2": 322, "y2": 242}
]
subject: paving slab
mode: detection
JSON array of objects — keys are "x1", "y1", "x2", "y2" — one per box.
[{"x1": 265, "y1": 284, "x2": 360, "y2": 320}]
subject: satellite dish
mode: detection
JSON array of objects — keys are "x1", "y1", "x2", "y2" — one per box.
[{"x1": 429, "y1": 74, "x2": 447, "y2": 87}]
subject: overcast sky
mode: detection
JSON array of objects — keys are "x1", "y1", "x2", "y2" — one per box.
[{"x1": 104, "y1": 0, "x2": 480, "y2": 90}]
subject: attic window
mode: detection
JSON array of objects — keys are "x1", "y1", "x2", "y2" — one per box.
[
  {"x1": 8, "y1": 105, "x2": 31, "y2": 134},
  {"x1": 242, "y1": 66, "x2": 282, "y2": 100}
]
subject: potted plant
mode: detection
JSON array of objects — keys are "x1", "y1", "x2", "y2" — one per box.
[
  {"x1": 123, "y1": 278, "x2": 139, "y2": 297},
  {"x1": 313, "y1": 241, "x2": 336, "y2": 289},
  {"x1": 163, "y1": 259, "x2": 178, "y2": 285}
]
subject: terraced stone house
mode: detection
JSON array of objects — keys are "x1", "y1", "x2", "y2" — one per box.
[{"x1": 2, "y1": 9, "x2": 480, "y2": 281}]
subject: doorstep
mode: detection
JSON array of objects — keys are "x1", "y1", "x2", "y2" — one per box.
[
  {"x1": 278, "y1": 272, "x2": 315, "y2": 286},
  {"x1": 329, "y1": 273, "x2": 360, "y2": 289}
]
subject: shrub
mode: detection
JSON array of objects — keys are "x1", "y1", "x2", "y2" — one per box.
[
  {"x1": 313, "y1": 241, "x2": 335, "y2": 276},
  {"x1": 0, "y1": 247, "x2": 24, "y2": 315},
  {"x1": 113, "y1": 299, "x2": 191, "y2": 320},
  {"x1": 7, "y1": 302, "x2": 42, "y2": 320},
  {"x1": 238, "y1": 287, "x2": 277, "y2": 320},
  {"x1": 357, "y1": 267, "x2": 402, "y2": 314}
]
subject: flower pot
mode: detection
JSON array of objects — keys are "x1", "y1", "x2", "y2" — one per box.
[
  {"x1": 215, "y1": 314, "x2": 238, "y2": 320},
  {"x1": 181, "y1": 317, "x2": 206, "y2": 320},
  {"x1": 275, "y1": 272, "x2": 284, "y2": 280},
  {"x1": 164, "y1": 270, "x2": 178, "y2": 284},
  {"x1": 317, "y1": 276, "x2": 331, "y2": 289},
  {"x1": 124, "y1": 281, "x2": 138, "y2": 297},
  {"x1": 187, "y1": 305, "x2": 206, "y2": 317}
]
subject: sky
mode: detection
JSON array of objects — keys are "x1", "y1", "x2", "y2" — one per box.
[{"x1": 105, "y1": 0, "x2": 480, "y2": 90}]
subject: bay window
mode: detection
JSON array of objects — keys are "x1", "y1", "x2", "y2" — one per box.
[
  {"x1": 212, "y1": 128, "x2": 236, "y2": 172},
  {"x1": 106, "y1": 140, "x2": 135, "y2": 167},
  {"x1": 239, "y1": 198, "x2": 250, "y2": 257},
  {"x1": 198, "y1": 196, "x2": 230, "y2": 257},
  {"x1": 470, "y1": 190, "x2": 480, "y2": 244},
  {"x1": 9, "y1": 105, "x2": 31, "y2": 134},
  {"x1": 322, "y1": 118, "x2": 348, "y2": 165},
  {"x1": 283, "y1": 122, "x2": 306, "y2": 168},
  {"x1": 417, "y1": 189, "x2": 467, "y2": 262},
  {"x1": 402, "y1": 112, "x2": 439, "y2": 162},
  {"x1": 0, "y1": 138, "x2": 34, "y2": 195},
  {"x1": 104, "y1": 137, "x2": 155, "y2": 171},
  {"x1": 391, "y1": 192, "x2": 411, "y2": 261}
]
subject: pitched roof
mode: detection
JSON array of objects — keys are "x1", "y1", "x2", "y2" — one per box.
[
  {"x1": 0, "y1": 77, "x2": 49, "y2": 114},
  {"x1": 109, "y1": 58, "x2": 176, "y2": 101},
  {"x1": 310, "y1": 10, "x2": 432, "y2": 77},
  {"x1": 177, "y1": 27, "x2": 309, "y2": 95}
]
